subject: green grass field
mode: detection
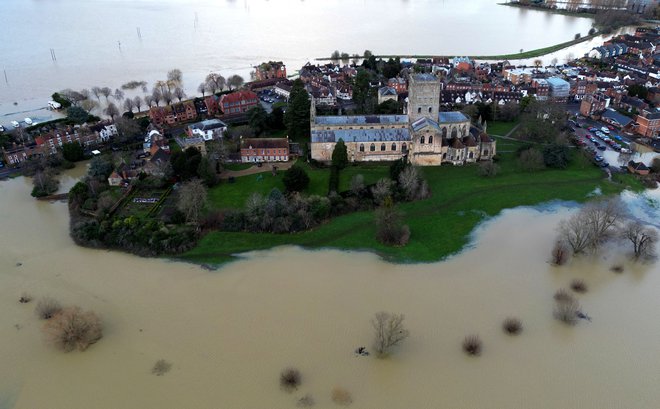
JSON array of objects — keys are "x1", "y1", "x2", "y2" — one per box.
[
  {"x1": 181, "y1": 137, "x2": 643, "y2": 266},
  {"x1": 487, "y1": 120, "x2": 519, "y2": 136}
]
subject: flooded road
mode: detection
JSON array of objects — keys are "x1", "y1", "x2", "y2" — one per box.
[{"x1": 1, "y1": 169, "x2": 659, "y2": 408}]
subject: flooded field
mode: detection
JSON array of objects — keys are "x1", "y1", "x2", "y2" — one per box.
[{"x1": 1, "y1": 170, "x2": 659, "y2": 408}]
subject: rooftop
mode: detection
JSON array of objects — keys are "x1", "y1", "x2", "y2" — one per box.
[
  {"x1": 315, "y1": 115, "x2": 409, "y2": 126},
  {"x1": 438, "y1": 111, "x2": 469, "y2": 123},
  {"x1": 311, "y1": 128, "x2": 411, "y2": 144}
]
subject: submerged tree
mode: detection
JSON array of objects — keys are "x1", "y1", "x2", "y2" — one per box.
[
  {"x1": 621, "y1": 220, "x2": 658, "y2": 260},
  {"x1": 371, "y1": 311, "x2": 410, "y2": 357}
]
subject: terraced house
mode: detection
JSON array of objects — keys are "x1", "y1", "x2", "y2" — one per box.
[
  {"x1": 310, "y1": 73, "x2": 496, "y2": 166},
  {"x1": 220, "y1": 90, "x2": 259, "y2": 114}
]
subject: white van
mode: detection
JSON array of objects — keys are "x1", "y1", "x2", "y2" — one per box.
[{"x1": 48, "y1": 100, "x2": 62, "y2": 110}]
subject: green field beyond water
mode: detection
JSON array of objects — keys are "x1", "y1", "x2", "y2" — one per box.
[{"x1": 181, "y1": 137, "x2": 640, "y2": 265}]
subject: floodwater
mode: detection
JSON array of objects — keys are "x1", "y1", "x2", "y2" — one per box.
[
  {"x1": 1, "y1": 167, "x2": 660, "y2": 408},
  {"x1": 0, "y1": 0, "x2": 596, "y2": 125}
]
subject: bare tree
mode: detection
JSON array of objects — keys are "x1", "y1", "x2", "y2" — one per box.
[
  {"x1": 227, "y1": 74, "x2": 244, "y2": 90},
  {"x1": 104, "y1": 103, "x2": 119, "y2": 120},
  {"x1": 91, "y1": 86, "x2": 102, "y2": 101},
  {"x1": 621, "y1": 221, "x2": 658, "y2": 260},
  {"x1": 557, "y1": 198, "x2": 626, "y2": 254},
  {"x1": 167, "y1": 68, "x2": 183, "y2": 85},
  {"x1": 163, "y1": 90, "x2": 174, "y2": 106},
  {"x1": 43, "y1": 306, "x2": 103, "y2": 352},
  {"x1": 198, "y1": 82, "x2": 208, "y2": 97},
  {"x1": 123, "y1": 98, "x2": 135, "y2": 113},
  {"x1": 113, "y1": 88, "x2": 125, "y2": 102},
  {"x1": 133, "y1": 96, "x2": 143, "y2": 112},
  {"x1": 206, "y1": 73, "x2": 226, "y2": 92},
  {"x1": 100, "y1": 87, "x2": 112, "y2": 102},
  {"x1": 371, "y1": 178, "x2": 393, "y2": 206},
  {"x1": 151, "y1": 88, "x2": 162, "y2": 106},
  {"x1": 144, "y1": 95, "x2": 154, "y2": 108},
  {"x1": 176, "y1": 179, "x2": 208, "y2": 224},
  {"x1": 398, "y1": 166, "x2": 429, "y2": 201},
  {"x1": 81, "y1": 99, "x2": 98, "y2": 113},
  {"x1": 155, "y1": 80, "x2": 168, "y2": 95},
  {"x1": 35, "y1": 297, "x2": 62, "y2": 319},
  {"x1": 79, "y1": 88, "x2": 91, "y2": 101},
  {"x1": 518, "y1": 148, "x2": 545, "y2": 171},
  {"x1": 173, "y1": 87, "x2": 186, "y2": 102},
  {"x1": 32, "y1": 168, "x2": 60, "y2": 197},
  {"x1": 553, "y1": 297, "x2": 580, "y2": 325},
  {"x1": 206, "y1": 80, "x2": 218, "y2": 95},
  {"x1": 371, "y1": 311, "x2": 410, "y2": 357}
]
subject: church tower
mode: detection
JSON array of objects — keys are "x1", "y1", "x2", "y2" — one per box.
[{"x1": 407, "y1": 73, "x2": 441, "y2": 122}]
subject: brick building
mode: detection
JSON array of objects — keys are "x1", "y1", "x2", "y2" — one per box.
[
  {"x1": 220, "y1": 90, "x2": 259, "y2": 114},
  {"x1": 635, "y1": 109, "x2": 660, "y2": 137},
  {"x1": 254, "y1": 61, "x2": 287, "y2": 81},
  {"x1": 240, "y1": 137, "x2": 289, "y2": 163},
  {"x1": 580, "y1": 93, "x2": 608, "y2": 117}
]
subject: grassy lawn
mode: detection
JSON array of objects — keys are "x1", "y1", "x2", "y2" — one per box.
[
  {"x1": 488, "y1": 120, "x2": 519, "y2": 137},
  {"x1": 208, "y1": 161, "x2": 390, "y2": 209},
  {"x1": 223, "y1": 163, "x2": 253, "y2": 171},
  {"x1": 182, "y1": 139, "x2": 642, "y2": 265}
]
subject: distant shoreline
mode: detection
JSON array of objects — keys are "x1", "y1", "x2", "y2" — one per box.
[
  {"x1": 315, "y1": 33, "x2": 600, "y2": 63},
  {"x1": 498, "y1": 2, "x2": 596, "y2": 19}
]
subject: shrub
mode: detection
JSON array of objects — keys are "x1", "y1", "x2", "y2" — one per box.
[
  {"x1": 331, "y1": 387, "x2": 353, "y2": 406},
  {"x1": 550, "y1": 240, "x2": 570, "y2": 265},
  {"x1": 553, "y1": 288, "x2": 574, "y2": 303},
  {"x1": 283, "y1": 164, "x2": 310, "y2": 192},
  {"x1": 477, "y1": 161, "x2": 499, "y2": 177},
  {"x1": 553, "y1": 298, "x2": 580, "y2": 325},
  {"x1": 375, "y1": 203, "x2": 410, "y2": 247},
  {"x1": 570, "y1": 279, "x2": 588, "y2": 293},
  {"x1": 462, "y1": 335, "x2": 482, "y2": 356},
  {"x1": 297, "y1": 394, "x2": 315, "y2": 407},
  {"x1": 19, "y1": 292, "x2": 32, "y2": 304},
  {"x1": 152, "y1": 359, "x2": 172, "y2": 376},
  {"x1": 502, "y1": 317, "x2": 523, "y2": 335},
  {"x1": 610, "y1": 264, "x2": 624, "y2": 274},
  {"x1": 35, "y1": 297, "x2": 62, "y2": 319},
  {"x1": 280, "y1": 367, "x2": 301, "y2": 391},
  {"x1": 518, "y1": 148, "x2": 545, "y2": 172},
  {"x1": 43, "y1": 306, "x2": 103, "y2": 351}
]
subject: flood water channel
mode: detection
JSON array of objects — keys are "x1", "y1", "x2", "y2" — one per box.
[{"x1": 1, "y1": 165, "x2": 659, "y2": 408}]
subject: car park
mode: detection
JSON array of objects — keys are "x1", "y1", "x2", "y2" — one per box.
[
  {"x1": 600, "y1": 161, "x2": 609, "y2": 167},
  {"x1": 597, "y1": 145, "x2": 606, "y2": 151}
]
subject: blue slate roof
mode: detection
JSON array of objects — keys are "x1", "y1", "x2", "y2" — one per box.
[
  {"x1": 602, "y1": 108, "x2": 633, "y2": 127},
  {"x1": 315, "y1": 115, "x2": 408, "y2": 126},
  {"x1": 438, "y1": 111, "x2": 468, "y2": 123},
  {"x1": 411, "y1": 117, "x2": 440, "y2": 132},
  {"x1": 311, "y1": 128, "x2": 411, "y2": 144},
  {"x1": 412, "y1": 73, "x2": 437, "y2": 82}
]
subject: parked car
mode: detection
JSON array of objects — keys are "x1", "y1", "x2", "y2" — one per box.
[
  {"x1": 597, "y1": 145, "x2": 606, "y2": 151},
  {"x1": 614, "y1": 135, "x2": 623, "y2": 141},
  {"x1": 607, "y1": 125, "x2": 614, "y2": 130},
  {"x1": 600, "y1": 161, "x2": 609, "y2": 167},
  {"x1": 11, "y1": 121, "x2": 19, "y2": 128},
  {"x1": 594, "y1": 155, "x2": 604, "y2": 162}
]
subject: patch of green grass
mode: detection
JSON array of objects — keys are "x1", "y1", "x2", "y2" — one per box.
[
  {"x1": 223, "y1": 163, "x2": 253, "y2": 171},
  {"x1": 488, "y1": 120, "x2": 519, "y2": 136},
  {"x1": 208, "y1": 161, "x2": 390, "y2": 209},
  {"x1": 184, "y1": 147, "x2": 626, "y2": 265}
]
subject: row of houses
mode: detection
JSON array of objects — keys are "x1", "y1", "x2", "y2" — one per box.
[{"x1": 148, "y1": 90, "x2": 259, "y2": 126}]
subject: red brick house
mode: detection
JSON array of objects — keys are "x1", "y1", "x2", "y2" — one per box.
[
  {"x1": 635, "y1": 109, "x2": 660, "y2": 138},
  {"x1": 580, "y1": 93, "x2": 608, "y2": 117},
  {"x1": 220, "y1": 90, "x2": 259, "y2": 114},
  {"x1": 388, "y1": 77, "x2": 407, "y2": 94},
  {"x1": 240, "y1": 137, "x2": 289, "y2": 163},
  {"x1": 254, "y1": 61, "x2": 287, "y2": 81},
  {"x1": 204, "y1": 95, "x2": 220, "y2": 116},
  {"x1": 149, "y1": 106, "x2": 168, "y2": 126},
  {"x1": 173, "y1": 101, "x2": 197, "y2": 123}
]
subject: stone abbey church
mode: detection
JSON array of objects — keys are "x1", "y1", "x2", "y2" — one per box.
[{"x1": 310, "y1": 73, "x2": 496, "y2": 166}]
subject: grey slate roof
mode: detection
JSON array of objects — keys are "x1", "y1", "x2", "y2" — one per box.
[
  {"x1": 411, "y1": 117, "x2": 440, "y2": 132},
  {"x1": 311, "y1": 128, "x2": 411, "y2": 144},
  {"x1": 602, "y1": 108, "x2": 633, "y2": 126},
  {"x1": 438, "y1": 111, "x2": 469, "y2": 123},
  {"x1": 315, "y1": 115, "x2": 408, "y2": 126},
  {"x1": 412, "y1": 73, "x2": 437, "y2": 82}
]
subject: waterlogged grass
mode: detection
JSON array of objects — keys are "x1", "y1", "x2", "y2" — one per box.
[{"x1": 182, "y1": 142, "x2": 633, "y2": 265}]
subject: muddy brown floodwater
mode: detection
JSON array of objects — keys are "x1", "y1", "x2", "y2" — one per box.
[{"x1": 1, "y1": 167, "x2": 659, "y2": 409}]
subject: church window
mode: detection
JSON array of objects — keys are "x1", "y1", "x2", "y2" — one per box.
[
  {"x1": 484, "y1": 149, "x2": 489, "y2": 155},
  {"x1": 392, "y1": 143, "x2": 397, "y2": 151},
  {"x1": 451, "y1": 128, "x2": 457, "y2": 138},
  {"x1": 370, "y1": 143, "x2": 375, "y2": 152},
  {"x1": 402, "y1": 143, "x2": 408, "y2": 152},
  {"x1": 428, "y1": 107, "x2": 432, "y2": 113},
  {"x1": 420, "y1": 135, "x2": 425, "y2": 144},
  {"x1": 443, "y1": 152, "x2": 447, "y2": 159},
  {"x1": 442, "y1": 128, "x2": 447, "y2": 138},
  {"x1": 428, "y1": 135, "x2": 433, "y2": 144},
  {"x1": 417, "y1": 107, "x2": 422, "y2": 114},
  {"x1": 381, "y1": 143, "x2": 386, "y2": 151},
  {"x1": 359, "y1": 144, "x2": 365, "y2": 152},
  {"x1": 469, "y1": 152, "x2": 474, "y2": 159}
]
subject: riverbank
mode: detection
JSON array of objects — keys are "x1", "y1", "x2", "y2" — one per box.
[
  {"x1": 498, "y1": 2, "x2": 595, "y2": 18},
  {"x1": 316, "y1": 33, "x2": 600, "y2": 63},
  {"x1": 180, "y1": 137, "x2": 644, "y2": 266}
]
